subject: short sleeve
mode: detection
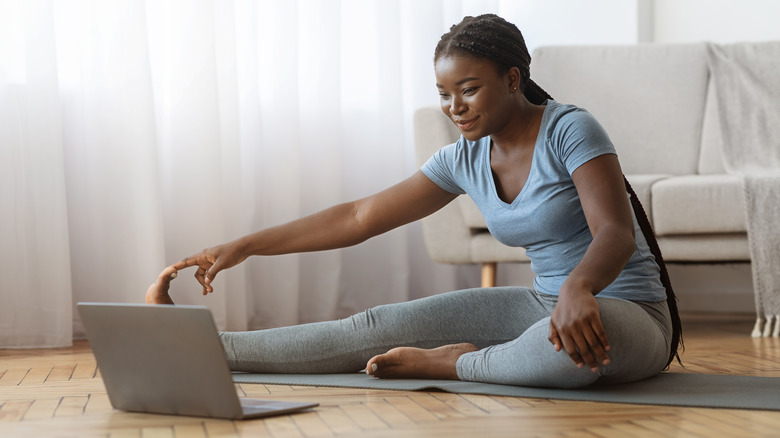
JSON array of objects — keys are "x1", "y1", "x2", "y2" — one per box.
[
  {"x1": 551, "y1": 109, "x2": 617, "y2": 175},
  {"x1": 420, "y1": 142, "x2": 467, "y2": 195}
]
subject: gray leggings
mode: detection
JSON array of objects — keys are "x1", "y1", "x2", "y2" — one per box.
[{"x1": 220, "y1": 287, "x2": 672, "y2": 389}]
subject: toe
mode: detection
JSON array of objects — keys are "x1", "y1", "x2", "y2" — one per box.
[{"x1": 365, "y1": 356, "x2": 382, "y2": 377}]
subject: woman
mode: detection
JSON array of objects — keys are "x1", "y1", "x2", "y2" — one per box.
[{"x1": 147, "y1": 14, "x2": 681, "y2": 389}]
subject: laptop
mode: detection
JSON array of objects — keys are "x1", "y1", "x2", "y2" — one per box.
[{"x1": 78, "y1": 303, "x2": 318, "y2": 419}]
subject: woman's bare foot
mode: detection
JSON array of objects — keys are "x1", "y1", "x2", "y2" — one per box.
[
  {"x1": 145, "y1": 266, "x2": 178, "y2": 305},
  {"x1": 365, "y1": 343, "x2": 479, "y2": 380}
]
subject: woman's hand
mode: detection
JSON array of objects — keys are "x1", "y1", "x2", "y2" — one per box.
[
  {"x1": 548, "y1": 287, "x2": 611, "y2": 372},
  {"x1": 171, "y1": 239, "x2": 250, "y2": 295}
]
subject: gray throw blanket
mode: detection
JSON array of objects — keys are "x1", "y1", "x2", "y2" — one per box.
[{"x1": 707, "y1": 42, "x2": 780, "y2": 336}]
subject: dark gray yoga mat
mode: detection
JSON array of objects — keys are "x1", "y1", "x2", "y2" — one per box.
[{"x1": 232, "y1": 372, "x2": 780, "y2": 411}]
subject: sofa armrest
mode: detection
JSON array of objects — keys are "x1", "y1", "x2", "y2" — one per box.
[{"x1": 413, "y1": 106, "x2": 474, "y2": 263}]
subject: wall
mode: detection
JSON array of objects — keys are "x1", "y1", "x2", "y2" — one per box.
[{"x1": 653, "y1": 0, "x2": 780, "y2": 43}]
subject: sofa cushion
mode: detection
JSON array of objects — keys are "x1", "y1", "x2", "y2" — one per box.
[
  {"x1": 657, "y1": 234, "x2": 750, "y2": 262},
  {"x1": 698, "y1": 79, "x2": 728, "y2": 174},
  {"x1": 624, "y1": 174, "x2": 671, "y2": 225},
  {"x1": 531, "y1": 44, "x2": 709, "y2": 176},
  {"x1": 651, "y1": 174, "x2": 745, "y2": 235}
]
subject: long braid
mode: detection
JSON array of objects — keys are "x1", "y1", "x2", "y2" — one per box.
[
  {"x1": 624, "y1": 177, "x2": 684, "y2": 367},
  {"x1": 435, "y1": 13, "x2": 683, "y2": 368}
]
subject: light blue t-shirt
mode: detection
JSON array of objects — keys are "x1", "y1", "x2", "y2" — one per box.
[{"x1": 421, "y1": 100, "x2": 666, "y2": 302}]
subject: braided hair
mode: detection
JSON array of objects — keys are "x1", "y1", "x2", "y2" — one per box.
[
  {"x1": 434, "y1": 14, "x2": 551, "y2": 105},
  {"x1": 435, "y1": 14, "x2": 683, "y2": 368}
]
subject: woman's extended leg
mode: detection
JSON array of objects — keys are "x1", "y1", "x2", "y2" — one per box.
[{"x1": 219, "y1": 287, "x2": 553, "y2": 374}]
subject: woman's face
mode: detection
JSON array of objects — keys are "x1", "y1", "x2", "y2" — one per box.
[{"x1": 434, "y1": 55, "x2": 516, "y2": 141}]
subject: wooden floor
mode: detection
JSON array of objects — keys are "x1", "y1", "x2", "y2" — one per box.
[{"x1": 2, "y1": 314, "x2": 780, "y2": 438}]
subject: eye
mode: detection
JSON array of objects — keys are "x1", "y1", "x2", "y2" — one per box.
[
  {"x1": 463, "y1": 87, "x2": 479, "y2": 95},
  {"x1": 438, "y1": 92, "x2": 451, "y2": 100}
]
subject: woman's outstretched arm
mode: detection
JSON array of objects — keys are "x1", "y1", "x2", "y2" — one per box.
[{"x1": 168, "y1": 170, "x2": 457, "y2": 295}]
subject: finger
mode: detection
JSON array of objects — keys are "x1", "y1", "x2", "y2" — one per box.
[
  {"x1": 200, "y1": 264, "x2": 215, "y2": 293},
  {"x1": 587, "y1": 321, "x2": 611, "y2": 366},
  {"x1": 548, "y1": 324, "x2": 562, "y2": 351},
  {"x1": 574, "y1": 332, "x2": 601, "y2": 372},
  {"x1": 558, "y1": 334, "x2": 585, "y2": 368},
  {"x1": 592, "y1": 320, "x2": 611, "y2": 353},
  {"x1": 194, "y1": 266, "x2": 211, "y2": 295},
  {"x1": 172, "y1": 257, "x2": 198, "y2": 270},
  {"x1": 157, "y1": 266, "x2": 178, "y2": 287},
  {"x1": 204, "y1": 257, "x2": 228, "y2": 286}
]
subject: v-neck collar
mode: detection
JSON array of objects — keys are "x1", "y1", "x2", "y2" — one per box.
[{"x1": 485, "y1": 103, "x2": 550, "y2": 208}]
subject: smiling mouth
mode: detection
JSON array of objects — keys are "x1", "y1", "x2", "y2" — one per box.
[{"x1": 454, "y1": 117, "x2": 478, "y2": 130}]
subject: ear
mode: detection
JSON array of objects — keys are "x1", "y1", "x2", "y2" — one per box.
[{"x1": 506, "y1": 66, "x2": 522, "y2": 93}]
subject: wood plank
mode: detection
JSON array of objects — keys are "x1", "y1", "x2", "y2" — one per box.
[
  {"x1": 339, "y1": 404, "x2": 388, "y2": 431},
  {"x1": 607, "y1": 421, "x2": 661, "y2": 437},
  {"x1": 203, "y1": 420, "x2": 237, "y2": 437},
  {"x1": 71, "y1": 362, "x2": 98, "y2": 380},
  {"x1": 264, "y1": 385, "x2": 295, "y2": 394},
  {"x1": 108, "y1": 428, "x2": 141, "y2": 438},
  {"x1": 406, "y1": 394, "x2": 466, "y2": 420},
  {"x1": 84, "y1": 393, "x2": 112, "y2": 414},
  {"x1": 238, "y1": 384, "x2": 270, "y2": 397},
  {"x1": 290, "y1": 411, "x2": 334, "y2": 437},
  {"x1": 20, "y1": 367, "x2": 52, "y2": 386},
  {"x1": 54, "y1": 396, "x2": 88, "y2": 417},
  {"x1": 234, "y1": 418, "x2": 273, "y2": 437},
  {"x1": 688, "y1": 408, "x2": 780, "y2": 435},
  {"x1": 585, "y1": 425, "x2": 641, "y2": 438},
  {"x1": 141, "y1": 426, "x2": 174, "y2": 438},
  {"x1": 313, "y1": 406, "x2": 361, "y2": 435},
  {"x1": 110, "y1": 428, "x2": 143, "y2": 438},
  {"x1": 0, "y1": 368, "x2": 30, "y2": 386},
  {"x1": 381, "y1": 396, "x2": 440, "y2": 423},
  {"x1": 262, "y1": 415, "x2": 304, "y2": 438},
  {"x1": 171, "y1": 423, "x2": 207, "y2": 438},
  {"x1": 46, "y1": 365, "x2": 76, "y2": 382},
  {"x1": 457, "y1": 393, "x2": 511, "y2": 413},
  {"x1": 22, "y1": 398, "x2": 60, "y2": 421},
  {"x1": 363, "y1": 399, "x2": 415, "y2": 427},
  {"x1": 487, "y1": 395, "x2": 536, "y2": 408},
  {"x1": 0, "y1": 401, "x2": 32, "y2": 422}
]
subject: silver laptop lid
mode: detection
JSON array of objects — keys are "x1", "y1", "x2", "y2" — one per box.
[{"x1": 78, "y1": 303, "x2": 243, "y2": 419}]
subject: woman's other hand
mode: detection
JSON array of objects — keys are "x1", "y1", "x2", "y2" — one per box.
[{"x1": 548, "y1": 287, "x2": 611, "y2": 372}]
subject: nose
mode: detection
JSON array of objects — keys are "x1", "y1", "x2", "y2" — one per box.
[{"x1": 449, "y1": 95, "x2": 466, "y2": 116}]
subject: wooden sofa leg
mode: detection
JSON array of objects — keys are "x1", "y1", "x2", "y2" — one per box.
[{"x1": 481, "y1": 262, "x2": 497, "y2": 288}]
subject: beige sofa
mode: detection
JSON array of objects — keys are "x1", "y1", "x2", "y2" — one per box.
[{"x1": 414, "y1": 43, "x2": 749, "y2": 287}]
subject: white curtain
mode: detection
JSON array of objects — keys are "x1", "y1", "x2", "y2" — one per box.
[{"x1": 1, "y1": 0, "x2": 490, "y2": 348}]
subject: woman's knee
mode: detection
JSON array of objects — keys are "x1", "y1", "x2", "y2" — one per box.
[{"x1": 595, "y1": 298, "x2": 670, "y2": 383}]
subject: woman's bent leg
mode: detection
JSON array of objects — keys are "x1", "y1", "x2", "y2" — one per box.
[
  {"x1": 220, "y1": 286, "x2": 551, "y2": 373},
  {"x1": 456, "y1": 297, "x2": 672, "y2": 388}
]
